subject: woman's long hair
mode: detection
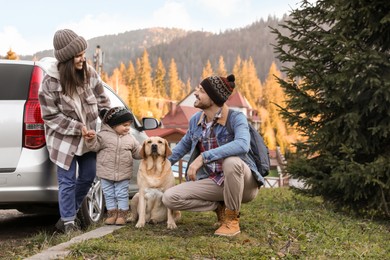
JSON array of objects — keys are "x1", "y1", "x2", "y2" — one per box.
[{"x1": 58, "y1": 59, "x2": 90, "y2": 96}]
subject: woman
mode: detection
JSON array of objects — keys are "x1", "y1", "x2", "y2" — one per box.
[{"x1": 38, "y1": 29, "x2": 111, "y2": 233}]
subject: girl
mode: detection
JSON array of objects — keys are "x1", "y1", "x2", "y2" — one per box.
[{"x1": 84, "y1": 107, "x2": 142, "y2": 225}]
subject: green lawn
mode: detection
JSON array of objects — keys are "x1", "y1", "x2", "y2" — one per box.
[
  {"x1": 2, "y1": 188, "x2": 389, "y2": 259},
  {"x1": 64, "y1": 188, "x2": 390, "y2": 259}
]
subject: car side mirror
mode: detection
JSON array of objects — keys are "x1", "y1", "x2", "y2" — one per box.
[{"x1": 142, "y1": 118, "x2": 160, "y2": 130}]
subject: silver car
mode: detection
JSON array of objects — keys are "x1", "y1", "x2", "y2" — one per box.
[{"x1": 0, "y1": 58, "x2": 159, "y2": 228}]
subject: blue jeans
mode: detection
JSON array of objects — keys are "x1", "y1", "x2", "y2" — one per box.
[
  {"x1": 57, "y1": 152, "x2": 96, "y2": 222},
  {"x1": 101, "y1": 178, "x2": 129, "y2": 210}
]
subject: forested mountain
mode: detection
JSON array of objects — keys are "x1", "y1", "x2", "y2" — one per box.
[
  {"x1": 26, "y1": 27, "x2": 188, "y2": 70},
  {"x1": 25, "y1": 15, "x2": 288, "y2": 82},
  {"x1": 146, "y1": 16, "x2": 288, "y2": 83}
]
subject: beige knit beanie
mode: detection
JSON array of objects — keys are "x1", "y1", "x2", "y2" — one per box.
[{"x1": 53, "y1": 29, "x2": 88, "y2": 62}]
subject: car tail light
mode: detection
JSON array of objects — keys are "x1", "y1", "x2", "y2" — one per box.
[{"x1": 23, "y1": 66, "x2": 45, "y2": 149}]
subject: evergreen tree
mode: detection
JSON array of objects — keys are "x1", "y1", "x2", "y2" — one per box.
[
  {"x1": 154, "y1": 57, "x2": 167, "y2": 99},
  {"x1": 272, "y1": 0, "x2": 390, "y2": 217},
  {"x1": 167, "y1": 58, "x2": 183, "y2": 101},
  {"x1": 131, "y1": 58, "x2": 144, "y2": 118},
  {"x1": 126, "y1": 61, "x2": 141, "y2": 117},
  {"x1": 238, "y1": 59, "x2": 250, "y2": 101},
  {"x1": 138, "y1": 49, "x2": 154, "y2": 98},
  {"x1": 265, "y1": 62, "x2": 290, "y2": 152},
  {"x1": 184, "y1": 78, "x2": 192, "y2": 97},
  {"x1": 216, "y1": 56, "x2": 227, "y2": 76},
  {"x1": 201, "y1": 59, "x2": 214, "y2": 79},
  {"x1": 125, "y1": 61, "x2": 136, "y2": 86},
  {"x1": 247, "y1": 57, "x2": 262, "y2": 108},
  {"x1": 232, "y1": 56, "x2": 243, "y2": 90}
]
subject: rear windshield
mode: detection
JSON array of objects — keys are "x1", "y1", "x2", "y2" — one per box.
[{"x1": 0, "y1": 63, "x2": 33, "y2": 100}]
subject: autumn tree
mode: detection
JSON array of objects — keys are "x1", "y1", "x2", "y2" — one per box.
[
  {"x1": 262, "y1": 62, "x2": 290, "y2": 152},
  {"x1": 167, "y1": 58, "x2": 184, "y2": 101},
  {"x1": 126, "y1": 61, "x2": 141, "y2": 117},
  {"x1": 272, "y1": 0, "x2": 390, "y2": 217},
  {"x1": 216, "y1": 56, "x2": 227, "y2": 76},
  {"x1": 137, "y1": 49, "x2": 154, "y2": 98},
  {"x1": 246, "y1": 57, "x2": 262, "y2": 108},
  {"x1": 5, "y1": 48, "x2": 18, "y2": 60},
  {"x1": 154, "y1": 57, "x2": 167, "y2": 99},
  {"x1": 201, "y1": 59, "x2": 213, "y2": 79},
  {"x1": 232, "y1": 56, "x2": 243, "y2": 90}
]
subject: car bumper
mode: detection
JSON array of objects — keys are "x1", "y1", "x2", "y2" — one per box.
[{"x1": 0, "y1": 148, "x2": 58, "y2": 206}]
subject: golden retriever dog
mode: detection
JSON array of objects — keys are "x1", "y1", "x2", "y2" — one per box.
[{"x1": 129, "y1": 136, "x2": 180, "y2": 229}]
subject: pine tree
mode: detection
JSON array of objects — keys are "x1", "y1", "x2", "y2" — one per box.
[
  {"x1": 201, "y1": 60, "x2": 214, "y2": 79},
  {"x1": 125, "y1": 61, "x2": 136, "y2": 86},
  {"x1": 130, "y1": 59, "x2": 143, "y2": 118},
  {"x1": 138, "y1": 49, "x2": 154, "y2": 98},
  {"x1": 154, "y1": 57, "x2": 167, "y2": 99},
  {"x1": 184, "y1": 78, "x2": 192, "y2": 97},
  {"x1": 232, "y1": 56, "x2": 243, "y2": 90},
  {"x1": 167, "y1": 58, "x2": 183, "y2": 101},
  {"x1": 216, "y1": 56, "x2": 227, "y2": 76},
  {"x1": 247, "y1": 57, "x2": 262, "y2": 108},
  {"x1": 238, "y1": 59, "x2": 250, "y2": 100},
  {"x1": 272, "y1": 0, "x2": 390, "y2": 217}
]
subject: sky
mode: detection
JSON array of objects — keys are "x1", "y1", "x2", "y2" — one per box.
[{"x1": 0, "y1": 0, "x2": 301, "y2": 56}]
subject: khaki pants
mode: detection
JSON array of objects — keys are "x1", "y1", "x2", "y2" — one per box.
[{"x1": 162, "y1": 156, "x2": 259, "y2": 212}]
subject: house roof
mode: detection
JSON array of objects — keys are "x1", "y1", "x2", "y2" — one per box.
[
  {"x1": 161, "y1": 105, "x2": 199, "y2": 128},
  {"x1": 145, "y1": 128, "x2": 187, "y2": 138},
  {"x1": 226, "y1": 91, "x2": 252, "y2": 109}
]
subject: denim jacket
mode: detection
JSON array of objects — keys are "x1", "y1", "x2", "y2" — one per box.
[{"x1": 169, "y1": 105, "x2": 264, "y2": 186}]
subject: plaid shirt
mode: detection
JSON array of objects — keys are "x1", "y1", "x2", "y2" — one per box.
[
  {"x1": 199, "y1": 109, "x2": 225, "y2": 185},
  {"x1": 39, "y1": 64, "x2": 111, "y2": 170}
]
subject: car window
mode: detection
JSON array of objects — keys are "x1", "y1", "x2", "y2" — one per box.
[
  {"x1": 103, "y1": 83, "x2": 141, "y2": 127},
  {"x1": 103, "y1": 85, "x2": 125, "y2": 108},
  {"x1": 0, "y1": 64, "x2": 33, "y2": 100}
]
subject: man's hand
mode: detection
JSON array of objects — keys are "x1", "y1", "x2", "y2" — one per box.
[{"x1": 187, "y1": 154, "x2": 203, "y2": 181}]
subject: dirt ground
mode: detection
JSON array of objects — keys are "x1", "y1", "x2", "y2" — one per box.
[{"x1": 0, "y1": 209, "x2": 58, "y2": 241}]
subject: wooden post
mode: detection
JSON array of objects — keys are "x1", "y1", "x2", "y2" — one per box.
[{"x1": 178, "y1": 160, "x2": 183, "y2": 183}]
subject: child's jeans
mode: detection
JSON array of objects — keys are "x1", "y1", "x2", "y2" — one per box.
[{"x1": 101, "y1": 178, "x2": 129, "y2": 210}]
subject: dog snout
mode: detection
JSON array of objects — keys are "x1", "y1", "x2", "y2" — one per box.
[{"x1": 151, "y1": 143, "x2": 158, "y2": 153}]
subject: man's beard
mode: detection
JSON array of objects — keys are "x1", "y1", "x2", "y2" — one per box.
[{"x1": 194, "y1": 99, "x2": 212, "y2": 109}]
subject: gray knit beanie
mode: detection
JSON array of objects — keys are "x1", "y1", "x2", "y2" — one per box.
[{"x1": 53, "y1": 29, "x2": 88, "y2": 62}]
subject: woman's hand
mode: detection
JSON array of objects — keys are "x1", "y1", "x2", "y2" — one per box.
[{"x1": 82, "y1": 126, "x2": 96, "y2": 140}]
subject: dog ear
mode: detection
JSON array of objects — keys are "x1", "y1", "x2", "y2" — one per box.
[
  {"x1": 164, "y1": 139, "x2": 172, "y2": 157},
  {"x1": 140, "y1": 139, "x2": 147, "y2": 159}
]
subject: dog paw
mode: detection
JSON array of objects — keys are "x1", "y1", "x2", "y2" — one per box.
[
  {"x1": 135, "y1": 221, "x2": 145, "y2": 228},
  {"x1": 167, "y1": 222, "x2": 177, "y2": 229},
  {"x1": 127, "y1": 216, "x2": 136, "y2": 223}
]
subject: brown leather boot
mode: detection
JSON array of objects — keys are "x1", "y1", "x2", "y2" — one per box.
[
  {"x1": 105, "y1": 209, "x2": 118, "y2": 225},
  {"x1": 116, "y1": 209, "x2": 128, "y2": 225},
  {"x1": 213, "y1": 202, "x2": 226, "y2": 227},
  {"x1": 214, "y1": 208, "x2": 240, "y2": 237}
]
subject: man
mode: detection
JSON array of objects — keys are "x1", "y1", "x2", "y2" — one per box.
[{"x1": 162, "y1": 74, "x2": 264, "y2": 237}]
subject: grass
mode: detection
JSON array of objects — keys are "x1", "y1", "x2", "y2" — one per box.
[{"x1": 2, "y1": 188, "x2": 390, "y2": 259}]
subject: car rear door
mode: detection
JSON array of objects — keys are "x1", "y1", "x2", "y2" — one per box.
[{"x1": 0, "y1": 62, "x2": 34, "y2": 171}]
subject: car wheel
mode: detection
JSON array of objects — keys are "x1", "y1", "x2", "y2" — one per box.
[{"x1": 77, "y1": 177, "x2": 105, "y2": 228}]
